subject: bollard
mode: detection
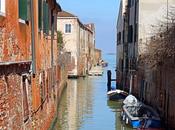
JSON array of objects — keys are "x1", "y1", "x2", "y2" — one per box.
[{"x1": 107, "y1": 70, "x2": 112, "y2": 92}]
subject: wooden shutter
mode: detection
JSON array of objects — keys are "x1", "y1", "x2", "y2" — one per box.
[
  {"x1": 19, "y1": 0, "x2": 28, "y2": 20},
  {"x1": 38, "y1": 0, "x2": 42, "y2": 30},
  {"x1": 43, "y1": 1, "x2": 49, "y2": 34}
]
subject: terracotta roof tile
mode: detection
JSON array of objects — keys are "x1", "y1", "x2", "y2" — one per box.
[{"x1": 58, "y1": 11, "x2": 77, "y2": 17}]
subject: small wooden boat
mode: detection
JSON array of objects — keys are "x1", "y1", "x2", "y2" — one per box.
[
  {"x1": 121, "y1": 104, "x2": 161, "y2": 128},
  {"x1": 102, "y1": 62, "x2": 108, "y2": 67},
  {"x1": 107, "y1": 89, "x2": 128, "y2": 101}
]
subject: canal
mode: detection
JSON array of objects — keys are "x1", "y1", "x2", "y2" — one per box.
[{"x1": 52, "y1": 54, "x2": 135, "y2": 130}]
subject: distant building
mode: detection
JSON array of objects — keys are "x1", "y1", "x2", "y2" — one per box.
[
  {"x1": 85, "y1": 23, "x2": 96, "y2": 66},
  {"x1": 94, "y1": 49, "x2": 102, "y2": 65},
  {"x1": 117, "y1": 0, "x2": 175, "y2": 128},
  {"x1": 57, "y1": 11, "x2": 95, "y2": 77}
]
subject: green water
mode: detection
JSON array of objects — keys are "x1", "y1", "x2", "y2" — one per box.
[{"x1": 53, "y1": 54, "x2": 135, "y2": 130}]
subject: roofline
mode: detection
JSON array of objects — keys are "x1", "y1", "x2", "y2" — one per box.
[
  {"x1": 57, "y1": 16, "x2": 94, "y2": 34},
  {"x1": 57, "y1": 17, "x2": 78, "y2": 19}
]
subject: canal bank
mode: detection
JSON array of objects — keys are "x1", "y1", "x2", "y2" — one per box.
[
  {"x1": 51, "y1": 54, "x2": 135, "y2": 130},
  {"x1": 49, "y1": 66, "x2": 68, "y2": 130},
  {"x1": 49, "y1": 77, "x2": 68, "y2": 130}
]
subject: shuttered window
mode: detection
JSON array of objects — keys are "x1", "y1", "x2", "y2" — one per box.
[
  {"x1": 128, "y1": 25, "x2": 133, "y2": 43},
  {"x1": 43, "y1": 1, "x2": 49, "y2": 34},
  {"x1": 65, "y1": 24, "x2": 71, "y2": 33},
  {"x1": 38, "y1": 0, "x2": 42, "y2": 30},
  {"x1": 18, "y1": 0, "x2": 28, "y2": 20}
]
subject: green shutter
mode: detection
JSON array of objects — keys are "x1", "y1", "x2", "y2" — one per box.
[
  {"x1": 19, "y1": 0, "x2": 28, "y2": 20},
  {"x1": 43, "y1": 2, "x2": 49, "y2": 34},
  {"x1": 38, "y1": 0, "x2": 42, "y2": 30}
]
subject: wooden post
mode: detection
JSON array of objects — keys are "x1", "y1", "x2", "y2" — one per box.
[{"x1": 107, "y1": 70, "x2": 112, "y2": 92}]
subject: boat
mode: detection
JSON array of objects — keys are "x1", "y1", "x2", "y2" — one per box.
[
  {"x1": 107, "y1": 89, "x2": 128, "y2": 101},
  {"x1": 102, "y1": 62, "x2": 108, "y2": 67},
  {"x1": 121, "y1": 95, "x2": 161, "y2": 129},
  {"x1": 100, "y1": 60, "x2": 108, "y2": 67},
  {"x1": 88, "y1": 66, "x2": 103, "y2": 76}
]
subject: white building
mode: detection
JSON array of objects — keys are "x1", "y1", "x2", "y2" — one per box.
[{"x1": 57, "y1": 11, "x2": 95, "y2": 77}]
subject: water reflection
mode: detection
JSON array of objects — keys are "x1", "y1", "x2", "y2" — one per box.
[
  {"x1": 53, "y1": 54, "x2": 135, "y2": 130},
  {"x1": 54, "y1": 78, "x2": 94, "y2": 130},
  {"x1": 53, "y1": 77, "x2": 135, "y2": 130},
  {"x1": 107, "y1": 100, "x2": 135, "y2": 130}
]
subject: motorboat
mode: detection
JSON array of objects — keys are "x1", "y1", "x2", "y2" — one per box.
[
  {"x1": 107, "y1": 89, "x2": 128, "y2": 101},
  {"x1": 121, "y1": 95, "x2": 161, "y2": 128}
]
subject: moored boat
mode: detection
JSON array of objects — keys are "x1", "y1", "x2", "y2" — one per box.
[
  {"x1": 121, "y1": 95, "x2": 161, "y2": 128},
  {"x1": 88, "y1": 66, "x2": 103, "y2": 76},
  {"x1": 107, "y1": 89, "x2": 128, "y2": 101}
]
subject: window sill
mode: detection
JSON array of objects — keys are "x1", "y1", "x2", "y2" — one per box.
[
  {"x1": 19, "y1": 18, "x2": 26, "y2": 24},
  {"x1": 64, "y1": 32, "x2": 72, "y2": 34},
  {"x1": 0, "y1": 11, "x2": 5, "y2": 17}
]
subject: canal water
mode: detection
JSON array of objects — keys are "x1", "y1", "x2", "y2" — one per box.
[{"x1": 53, "y1": 54, "x2": 135, "y2": 130}]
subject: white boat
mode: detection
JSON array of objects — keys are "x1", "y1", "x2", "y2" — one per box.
[
  {"x1": 107, "y1": 89, "x2": 128, "y2": 101},
  {"x1": 88, "y1": 66, "x2": 103, "y2": 76}
]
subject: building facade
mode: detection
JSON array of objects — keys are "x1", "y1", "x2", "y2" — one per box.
[
  {"x1": 94, "y1": 48, "x2": 102, "y2": 65},
  {"x1": 0, "y1": 0, "x2": 63, "y2": 129},
  {"x1": 57, "y1": 11, "x2": 95, "y2": 77},
  {"x1": 117, "y1": 0, "x2": 175, "y2": 128}
]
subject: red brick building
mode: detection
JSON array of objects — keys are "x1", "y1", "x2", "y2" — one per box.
[{"x1": 0, "y1": 0, "x2": 63, "y2": 129}]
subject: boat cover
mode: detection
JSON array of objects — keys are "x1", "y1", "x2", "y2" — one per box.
[{"x1": 123, "y1": 95, "x2": 139, "y2": 106}]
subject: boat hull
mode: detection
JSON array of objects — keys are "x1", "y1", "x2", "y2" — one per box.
[
  {"x1": 107, "y1": 90, "x2": 128, "y2": 101},
  {"x1": 122, "y1": 105, "x2": 161, "y2": 129},
  {"x1": 108, "y1": 93, "x2": 127, "y2": 100}
]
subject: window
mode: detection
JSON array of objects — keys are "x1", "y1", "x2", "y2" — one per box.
[
  {"x1": 18, "y1": 0, "x2": 28, "y2": 20},
  {"x1": 128, "y1": 0, "x2": 134, "y2": 8},
  {"x1": 38, "y1": 0, "x2": 42, "y2": 30},
  {"x1": 43, "y1": 1, "x2": 49, "y2": 34},
  {"x1": 22, "y1": 75, "x2": 29, "y2": 123},
  {"x1": 0, "y1": 0, "x2": 5, "y2": 15},
  {"x1": 134, "y1": 23, "x2": 138, "y2": 42},
  {"x1": 117, "y1": 32, "x2": 121, "y2": 45},
  {"x1": 122, "y1": 30, "x2": 125, "y2": 43},
  {"x1": 128, "y1": 25, "x2": 133, "y2": 43},
  {"x1": 65, "y1": 24, "x2": 71, "y2": 33}
]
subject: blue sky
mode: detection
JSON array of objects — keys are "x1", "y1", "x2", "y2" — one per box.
[{"x1": 58, "y1": 0, "x2": 120, "y2": 54}]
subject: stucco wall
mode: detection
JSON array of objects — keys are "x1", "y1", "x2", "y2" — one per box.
[{"x1": 138, "y1": 0, "x2": 175, "y2": 54}]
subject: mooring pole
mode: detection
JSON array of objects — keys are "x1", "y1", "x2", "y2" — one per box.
[{"x1": 107, "y1": 70, "x2": 112, "y2": 92}]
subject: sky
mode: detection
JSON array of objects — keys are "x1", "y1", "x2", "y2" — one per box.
[{"x1": 58, "y1": 0, "x2": 120, "y2": 54}]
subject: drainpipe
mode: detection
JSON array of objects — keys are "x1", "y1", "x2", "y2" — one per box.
[
  {"x1": 51, "y1": 10, "x2": 54, "y2": 87},
  {"x1": 30, "y1": 0, "x2": 36, "y2": 74}
]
